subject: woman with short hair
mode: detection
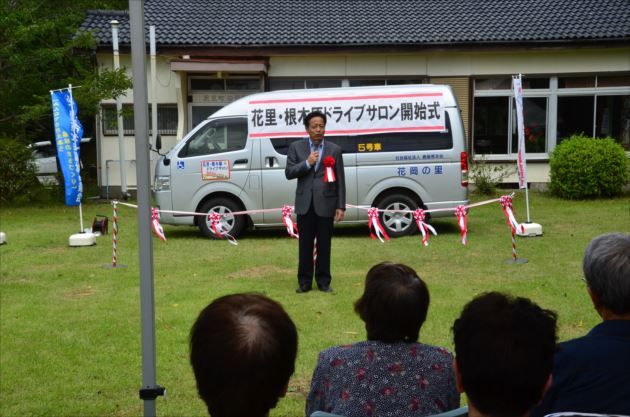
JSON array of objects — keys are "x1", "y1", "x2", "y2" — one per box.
[{"x1": 306, "y1": 262, "x2": 459, "y2": 417}]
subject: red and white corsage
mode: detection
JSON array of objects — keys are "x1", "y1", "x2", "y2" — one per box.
[{"x1": 323, "y1": 156, "x2": 336, "y2": 183}]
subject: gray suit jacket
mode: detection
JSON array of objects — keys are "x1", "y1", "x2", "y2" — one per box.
[{"x1": 285, "y1": 139, "x2": 346, "y2": 217}]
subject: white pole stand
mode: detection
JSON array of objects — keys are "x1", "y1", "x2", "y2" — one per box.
[
  {"x1": 517, "y1": 222, "x2": 543, "y2": 237},
  {"x1": 69, "y1": 231, "x2": 97, "y2": 247}
]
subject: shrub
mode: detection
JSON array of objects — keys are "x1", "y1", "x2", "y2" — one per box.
[
  {"x1": 0, "y1": 137, "x2": 43, "y2": 205},
  {"x1": 549, "y1": 134, "x2": 629, "y2": 199},
  {"x1": 471, "y1": 157, "x2": 516, "y2": 195}
]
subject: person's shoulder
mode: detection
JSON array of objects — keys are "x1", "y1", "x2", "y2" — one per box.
[
  {"x1": 317, "y1": 342, "x2": 364, "y2": 366},
  {"x1": 326, "y1": 141, "x2": 342, "y2": 151},
  {"x1": 421, "y1": 343, "x2": 455, "y2": 358},
  {"x1": 544, "y1": 413, "x2": 630, "y2": 417},
  {"x1": 289, "y1": 138, "x2": 306, "y2": 148}
]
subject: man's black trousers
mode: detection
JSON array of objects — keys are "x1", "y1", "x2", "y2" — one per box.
[{"x1": 297, "y1": 204, "x2": 334, "y2": 290}]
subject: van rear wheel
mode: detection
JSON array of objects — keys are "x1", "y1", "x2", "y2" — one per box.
[
  {"x1": 198, "y1": 198, "x2": 246, "y2": 239},
  {"x1": 377, "y1": 194, "x2": 419, "y2": 238}
]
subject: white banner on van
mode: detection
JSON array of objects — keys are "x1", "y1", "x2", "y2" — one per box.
[{"x1": 247, "y1": 91, "x2": 446, "y2": 138}]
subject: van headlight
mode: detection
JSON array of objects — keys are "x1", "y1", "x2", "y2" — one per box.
[{"x1": 154, "y1": 175, "x2": 170, "y2": 191}]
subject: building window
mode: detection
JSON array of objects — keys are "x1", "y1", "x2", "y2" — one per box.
[
  {"x1": 596, "y1": 95, "x2": 630, "y2": 150},
  {"x1": 189, "y1": 76, "x2": 262, "y2": 92},
  {"x1": 473, "y1": 96, "x2": 509, "y2": 154},
  {"x1": 557, "y1": 96, "x2": 594, "y2": 141},
  {"x1": 102, "y1": 104, "x2": 178, "y2": 136},
  {"x1": 268, "y1": 78, "x2": 342, "y2": 90},
  {"x1": 473, "y1": 74, "x2": 630, "y2": 156},
  {"x1": 349, "y1": 78, "x2": 427, "y2": 87},
  {"x1": 512, "y1": 97, "x2": 548, "y2": 153}
]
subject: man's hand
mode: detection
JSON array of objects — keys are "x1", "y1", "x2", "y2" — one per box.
[
  {"x1": 335, "y1": 209, "x2": 345, "y2": 223},
  {"x1": 307, "y1": 151, "x2": 319, "y2": 166}
]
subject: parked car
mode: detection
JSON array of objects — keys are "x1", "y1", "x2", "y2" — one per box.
[{"x1": 30, "y1": 138, "x2": 92, "y2": 185}]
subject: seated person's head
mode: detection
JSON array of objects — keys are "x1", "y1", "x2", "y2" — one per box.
[
  {"x1": 354, "y1": 262, "x2": 430, "y2": 343},
  {"x1": 583, "y1": 232, "x2": 630, "y2": 319},
  {"x1": 190, "y1": 293, "x2": 298, "y2": 417},
  {"x1": 452, "y1": 292, "x2": 557, "y2": 417}
]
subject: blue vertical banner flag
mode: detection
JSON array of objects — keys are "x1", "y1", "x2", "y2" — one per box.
[{"x1": 51, "y1": 89, "x2": 83, "y2": 206}]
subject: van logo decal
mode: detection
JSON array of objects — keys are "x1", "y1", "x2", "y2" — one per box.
[
  {"x1": 177, "y1": 160, "x2": 185, "y2": 169},
  {"x1": 397, "y1": 165, "x2": 443, "y2": 176},
  {"x1": 201, "y1": 159, "x2": 230, "y2": 181}
]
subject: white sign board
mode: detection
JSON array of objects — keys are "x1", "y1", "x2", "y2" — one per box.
[{"x1": 248, "y1": 91, "x2": 446, "y2": 138}]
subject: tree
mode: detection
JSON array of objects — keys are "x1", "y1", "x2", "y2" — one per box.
[{"x1": 0, "y1": 0, "x2": 131, "y2": 143}]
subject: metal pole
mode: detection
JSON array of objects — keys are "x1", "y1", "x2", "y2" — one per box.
[
  {"x1": 111, "y1": 20, "x2": 128, "y2": 198},
  {"x1": 129, "y1": 1, "x2": 164, "y2": 414},
  {"x1": 68, "y1": 84, "x2": 85, "y2": 232}
]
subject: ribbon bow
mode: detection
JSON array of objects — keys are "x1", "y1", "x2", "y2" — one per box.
[
  {"x1": 323, "y1": 156, "x2": 336, "y2": 183},
  {"x1": 151, "y1": 208, "x2": 166, "y2": 242},
  {"x1": 413, "y1": 209, "x2": 437, "y2": 246},
  {"x1": 208, "y1": 212, "x2": 238, "y2": 245},
  {"x1": 499, "y1": 195, "x2": 524, "y2": 235},
  {"x1": 455, "y1": 205, "x2": 468, "y2": 245},
  {"x1": 281, "y1": 205, "x2": 299, "y2": 238},
  {"x1": 367, "y1": 207, "x2": 390, "y2": 243}
]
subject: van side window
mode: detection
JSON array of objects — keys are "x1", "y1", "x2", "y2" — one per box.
[
  {"x1": 270, "y1": 136, "x2": 355, "y2": 155},
  {"x1": 359, "y1": 112, "x2": 453, "y2": 152},
  {"x1": 270, "y1": 113, "x2": 453, "y2": 154},
  {"x1": 179, "y1": 118, "x2": 247, "y2": 158}
]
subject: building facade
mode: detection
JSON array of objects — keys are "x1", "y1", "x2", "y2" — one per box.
[{"x1": 80, "y1": 0, "x2": 630, "y2": 194}]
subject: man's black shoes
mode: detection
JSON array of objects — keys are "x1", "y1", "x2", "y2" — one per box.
[
  {"x1": 296, "y1": 286, "x2": 311, "y2": 294},
  {"x1": 318, "y1": 286, "x2": 333, "y2": 293}
]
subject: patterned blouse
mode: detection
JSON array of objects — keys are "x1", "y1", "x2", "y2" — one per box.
[{"x1": 305, "y1": 340, "x2": 460, "y2": 417}]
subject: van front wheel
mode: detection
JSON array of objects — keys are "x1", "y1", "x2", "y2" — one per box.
[
  {"x1": 198, "y1": 198, "x2": 246, "y2": 239},
  {"x1": 377, "y1": 194, "x2": 419, "y2": 238}
]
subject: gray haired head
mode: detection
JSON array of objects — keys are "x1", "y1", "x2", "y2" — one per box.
[{"x1": 583, "y1": 233, "x2": 630, "y2": 315}]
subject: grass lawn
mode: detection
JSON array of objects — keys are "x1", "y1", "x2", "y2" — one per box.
[{"x1": 0, "y1": 191, "x2": 628, "y2": 416}]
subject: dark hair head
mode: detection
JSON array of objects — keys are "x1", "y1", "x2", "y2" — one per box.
[
  {"x1": 354, "y1": 262, "x2": 430, "y2": 343},
  {"x1": 304, "y1": 110, "x2": 327, "y2": 129},
  {"x1": 583, "y1": 232, "x2": 630, "y2": 315},
  {"x1": 452, "y1": 292, "x2": 557, "y2": 417},
  {"x1": 190, "y1": 293, "x2": 298, "y2": 417}
]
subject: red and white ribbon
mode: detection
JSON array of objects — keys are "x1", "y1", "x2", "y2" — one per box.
[
  {"x1": 455, "y1": 205, "x2": 468, "y2": 245},
  {"x1": 367, "y1": 207, "x2": 390, "y2": 243},
  {"x1": 323, "y1": 156, "x2": 336, "y2": 183},
  {"x1": 208, "y1": 212, "x2": 238, "y2": 245},
  {"x1": 413, "y1": 209, "x2": 437, "y2": 246},
  {"x1": 499, "y1": 195, "x2": 524, "y2": 235},
  {"x1": 151, "y1": 208, "x2": 167, "y2": 242},
  {"x1": 281, "y1": 205, "x2": 299, "y2": 239}
]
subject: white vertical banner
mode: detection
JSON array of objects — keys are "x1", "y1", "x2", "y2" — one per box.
[{"x1": 512, "y1": 75, "x2": 528, "y2": 189}]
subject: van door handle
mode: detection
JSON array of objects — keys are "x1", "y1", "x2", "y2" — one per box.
[
  {"x1": 234, "y1": 159, "x2": 248, "y2": 164},
  {"x1": 265, "y1": 157, "x2": 278, "y2": 168}
]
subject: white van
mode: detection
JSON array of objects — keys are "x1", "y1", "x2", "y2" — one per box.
[{"x1": 153, "y1": 84, "x2": 469, "y2": 238}]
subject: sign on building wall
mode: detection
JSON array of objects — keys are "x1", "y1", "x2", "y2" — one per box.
[{"x1": 248, "y1": 91, "x2": 446, "y2": 138}]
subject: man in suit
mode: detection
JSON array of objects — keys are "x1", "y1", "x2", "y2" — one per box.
[
  {"x1": 285, "y1": 110, "x2": 346, "y2": 293},
  {"x1": 532, "y1": 232, "x2": 630, "y2": 416}
]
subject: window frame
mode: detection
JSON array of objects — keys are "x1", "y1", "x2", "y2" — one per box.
[
  {"x1": 101, "y1": 103, "x2": 178, "y2": 136},
  {"x1": 472, "y1": 74, "x2": 630, "y2": 160}
]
